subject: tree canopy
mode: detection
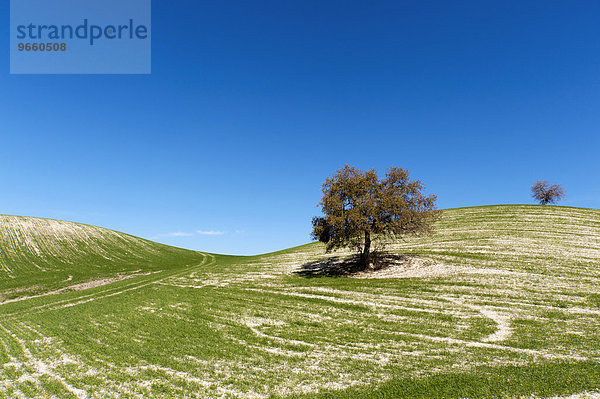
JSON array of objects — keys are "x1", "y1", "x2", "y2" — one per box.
[
  {"x1": 531, "y1": 181, "x2": 565, "y2": 205},
  {"x1": 311, "y1": 165, "x2": 439, "y2": 270}
]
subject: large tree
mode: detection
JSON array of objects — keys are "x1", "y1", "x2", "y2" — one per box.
[
  {"x1": 311, "y1": 165, "x2": 439, "y2": 270},
  {"x1": 531, "y1": 180, "x2": 565, "y2": 205}
]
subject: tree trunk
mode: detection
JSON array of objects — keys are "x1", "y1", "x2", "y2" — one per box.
[{"x1": 359, "y1": 230, "x2": 371, "y2": 270}]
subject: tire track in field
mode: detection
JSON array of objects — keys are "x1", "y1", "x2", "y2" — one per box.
[
  {"x1": 0, "y1": 320, "x2": 87, "y2": 398},
  {"x1": 0, "y1": 253, "x2": 215, "y2": 318},
  {"x1": 0, "y1": 254, "x2": 216, "y2": 397},
  {"x1": 236, "y1": 287, "x2": 591, "y2": 362}
]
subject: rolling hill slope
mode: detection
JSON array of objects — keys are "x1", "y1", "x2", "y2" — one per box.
[
  {"x1": 0, "y1": 205, "x2": 599, "y2": 398},
  {"x1": 0, "y1": 215, "x2": 206, "y2": 301}
]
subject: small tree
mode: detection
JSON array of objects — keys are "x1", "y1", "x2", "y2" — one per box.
[
  {"x1": 531, "y1": 181, "x2": 565, "y2": 205},
  {"x1": 311, "y1": 165, "x2": 439, "y2": 270}
]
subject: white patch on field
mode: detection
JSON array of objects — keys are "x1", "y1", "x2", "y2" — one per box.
[
  {"x1": 0, "y1": 322, "x2": 89, "y2": 399},
  {"x1": 446, "y1": 297, "x2": 513, "y2": 342},
  {"x1": 545, "y1": 392, "x2": 600, "y2": 399},
  {"x1": 241, "y1": 316, "x2": 286, "y2": 328}
]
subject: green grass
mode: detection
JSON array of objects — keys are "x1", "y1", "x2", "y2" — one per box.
[
  {"x1": 0, "y1": 205, "x2": 599, "y2": 398},
  {"x1": 0, "y1": 214, "x2": 206, "y2": 302},
  {"x1": 293, "y1": 361, "x2": 600, "y2": 399}
]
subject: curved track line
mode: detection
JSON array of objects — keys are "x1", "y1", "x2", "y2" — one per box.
[
  {"x1": 443, "y1": 296, "x2": 513, "y2": 343},
  {"x1": 0, "y1": 253, "x2": 216, "y2": 318}
]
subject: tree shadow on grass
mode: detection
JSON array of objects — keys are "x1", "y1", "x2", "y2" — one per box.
[
  {"x1": 294, "y1": 253, "x2": 412, "y2": 278},
  {"x1": 294, "y1": 255, "x2": 362, "y2": 277}
]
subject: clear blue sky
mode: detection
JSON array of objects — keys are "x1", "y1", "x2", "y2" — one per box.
[{"x1": 1, "y1": 1, "x2": 599, "y2": 254}]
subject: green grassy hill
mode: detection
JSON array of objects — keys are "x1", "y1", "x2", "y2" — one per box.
[
  {"x1": 0, "y1": 205, "x2": 599, "y2": 398},
  {"x1": 0, "y1": 215, "x2": 207, "y2": 302}
]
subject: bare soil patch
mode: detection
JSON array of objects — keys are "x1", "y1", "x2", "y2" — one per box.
[
  {"x1": 295, "y1": 253, "x2": 454, "y2": 279},
  {"x1": 0, "y1": 271, "x2": 153, "y2": 305}
]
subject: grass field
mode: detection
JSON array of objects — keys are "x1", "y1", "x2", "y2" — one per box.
[{"x1": 1, "y1": 205, "x2": 599, "y2": 398}]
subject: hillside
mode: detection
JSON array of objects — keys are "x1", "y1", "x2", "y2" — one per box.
[
  {"x1": 0, "y1": 215, "x2": 206, "y2": 301},
  {"x1": 0, "y1": 205, "x2": 599, "y2": 398}
]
